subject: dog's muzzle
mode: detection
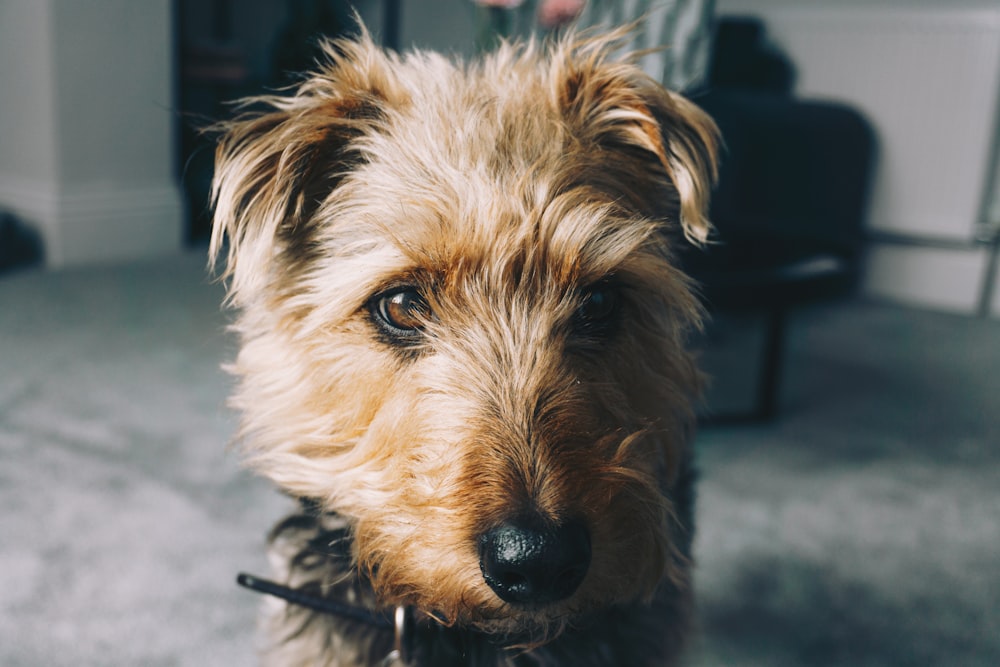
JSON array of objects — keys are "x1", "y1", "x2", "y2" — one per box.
[{"x1": 477, "y1": 517, "x2": 591, "y2": 605}]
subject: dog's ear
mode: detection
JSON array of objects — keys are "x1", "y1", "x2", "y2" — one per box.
[
  {"x1": 209, "y1": 33, "x2": 405, "y2": 301},
  {"x1": 555, "y1": 40, "x2": 719, "y2": 245}
]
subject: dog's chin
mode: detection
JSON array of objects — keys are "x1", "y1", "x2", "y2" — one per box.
[
  {"x1": 440, "y1": 605, "x2": 575, "y2": 648},
  {"x1": 371, "y1": 558, "x2": 654, "y2": 645},
  {"x1": 405, "y1": 591, "x2": 606, "y2": 648}
]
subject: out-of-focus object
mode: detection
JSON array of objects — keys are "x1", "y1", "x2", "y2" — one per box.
[
  {"x1": 714, "y1": 0, "x2": 1000, "y2": 316},
  {"x1": 688, "y1": 17, "x2": 876, "y2": 421},
  {"x1": 0, "y1": 211, "x2": 44, "y2": 274}
]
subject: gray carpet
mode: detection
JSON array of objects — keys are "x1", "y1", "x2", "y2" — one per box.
[{"x1": 1, "y1": 251, "x2": 998, "y2": 666}]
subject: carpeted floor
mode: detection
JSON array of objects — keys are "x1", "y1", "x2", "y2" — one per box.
[{"x1": 1, "y1": 250, "x2": 997, "y2": 666}]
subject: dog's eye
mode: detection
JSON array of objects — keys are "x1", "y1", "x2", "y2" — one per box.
[
  {"x1": 575, "y1": 283, "x2": 621, "y2": 329},
  {"x1": 371, "y1": 288, "x2": 431, "y2": 340}
]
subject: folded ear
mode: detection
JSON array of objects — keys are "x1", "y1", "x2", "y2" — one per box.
[
  {"x1": 209, "y1": 33, "x2": 405, "y2": 302},
  {"x1": 645, "y1": 90, "x2": 719, "y2": 245},
  {"x1": 554, "y1": 38, "x2": 719, "y2": 244}
]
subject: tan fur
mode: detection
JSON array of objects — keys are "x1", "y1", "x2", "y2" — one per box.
[{"x1": 211, "y1": 26, "x2": 717, "y2": 667}]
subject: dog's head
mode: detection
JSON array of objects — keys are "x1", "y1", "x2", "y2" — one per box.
[{"x1": 211, "y1": 29, "x2": 716, "y2": 640}]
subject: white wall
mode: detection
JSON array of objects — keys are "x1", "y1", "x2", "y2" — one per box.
[{"x1": 0, "y1": 0, "x2": 183, "y2": 268}]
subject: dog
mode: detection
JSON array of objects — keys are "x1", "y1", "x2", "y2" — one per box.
[{"x1": 210, "y1": 24, "x2": 717, "y2": 667}]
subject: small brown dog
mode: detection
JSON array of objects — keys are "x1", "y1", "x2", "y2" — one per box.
[{"x1": 211, "y1": 25, "x2": 717, "y2": 667}]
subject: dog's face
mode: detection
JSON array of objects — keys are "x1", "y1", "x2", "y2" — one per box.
[{"x1": 212, "y1": 32, "x2": 716, "y2": 639}]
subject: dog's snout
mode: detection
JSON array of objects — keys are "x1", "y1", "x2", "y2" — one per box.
[{"x1": 478, "y1": 518, "x2": 591, "y2": 605}]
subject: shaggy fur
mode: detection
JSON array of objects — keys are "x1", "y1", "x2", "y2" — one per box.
[{"x1": 211, "y1": 26, "x2": 717, "y2": 667}]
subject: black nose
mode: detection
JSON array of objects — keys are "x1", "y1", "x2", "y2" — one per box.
[{"x1": 478, "y1": 518, "x2": 591, "y2": 605}]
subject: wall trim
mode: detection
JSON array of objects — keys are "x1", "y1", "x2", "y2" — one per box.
[
  {"x1": 0, "y1": 177, "x2": 184, "y2": 267},
  {"x1": 866, "y1": 230, "x2": 986, "y2": 251},
  {"x1": 862, "y1": 242, "x2": 989, "y2": 315}
]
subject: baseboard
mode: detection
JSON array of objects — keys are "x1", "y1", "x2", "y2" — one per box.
[
  {"x1": 862, "y1": 242, "x2": 991, "y2": 315},
  {"x1": 0, "y1": 178, "x2": 184, "y2": 267}
]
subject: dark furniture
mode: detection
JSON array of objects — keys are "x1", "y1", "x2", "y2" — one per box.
[
  {"x1": 688, "y1": 18, "x2": 877, "y2": 421},
  {"x1": 0, "y1": 212, "x2": 43, "y2": 274}
]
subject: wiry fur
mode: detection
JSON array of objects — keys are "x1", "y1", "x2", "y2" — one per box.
[{"x1": 211, "y1": 26, "x2": 717, "y2": 667}]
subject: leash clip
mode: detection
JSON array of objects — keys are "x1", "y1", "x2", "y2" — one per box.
[{"x1": 380, "y1": 605, "x2": 412, "y2": 666}]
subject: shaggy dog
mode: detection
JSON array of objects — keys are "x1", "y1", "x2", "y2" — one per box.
[{"x1": 211, "y1": 26, "x2": 717, "y2": 666}]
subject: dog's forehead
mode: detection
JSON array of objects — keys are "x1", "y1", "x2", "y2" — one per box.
[
  {"x1": 356, "y1": 61, "x2": 563, "y2": 191},
  {"x1": 329, "y1": 67, "x2": 664, "y2": 290}
]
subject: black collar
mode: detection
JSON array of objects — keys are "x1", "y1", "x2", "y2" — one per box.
[
  {"x1": 237, "y1": 572, "x2": 414, "y2": 664},
  {"x1": 236, "y1": 572, "x2": 396, "y2": 629}
]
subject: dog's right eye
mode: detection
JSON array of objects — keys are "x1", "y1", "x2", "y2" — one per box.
[{"x1": 370, "y1": 288, "x2": 431, "y2": 341}]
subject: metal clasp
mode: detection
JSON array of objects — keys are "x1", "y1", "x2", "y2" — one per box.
[{"x1": 380, "y1": 605, "x2": 411, "y2": 666}]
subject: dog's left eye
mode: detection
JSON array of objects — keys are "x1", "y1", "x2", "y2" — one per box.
[
  {"x1": 575, "y1": 284, "x2": 621, "y2": 329},
  {"x1": 371, "y1": 288, "x2": 431, "y2": 340}
]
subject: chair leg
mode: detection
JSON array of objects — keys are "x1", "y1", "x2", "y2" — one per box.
[{"x1": 756, "y1": 308, "x2": 787, "y2": 421}]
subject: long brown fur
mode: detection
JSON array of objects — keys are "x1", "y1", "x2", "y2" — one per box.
[{"x1": 211, "y1": 25, "x2": 717, "y2": 667}]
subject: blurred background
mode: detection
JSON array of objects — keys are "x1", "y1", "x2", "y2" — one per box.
[{"x1": 1, "y1": 1, "x2": 998, "y2": 665}]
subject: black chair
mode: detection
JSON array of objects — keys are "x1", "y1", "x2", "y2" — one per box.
[{"x1": 688, "y1": 18, "x2": 877, "y2": 421}]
